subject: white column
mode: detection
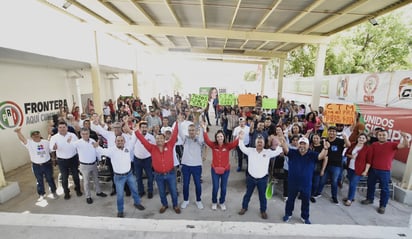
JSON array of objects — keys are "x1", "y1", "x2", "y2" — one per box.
[
  {"x1": 311, "y1": 43, "x2": 327, "y2": 109},
  {"x1": 260, "y1": 64, "x2": 266, "y2": 96},
  {"x1": 132, "y1": 70, "x2": 139, "y2": 97},
  {"x1": 401, "y1": 148, "x2": 412, "y2": 190},
  {"x1": 278, "y1": 57, "x2": 285, "y2": 99},
  {"x1": 75, "y1": 78, "x2": 83, "y2": 113},
  {"x1": 91, "y1": 31, "x2": 103, "y2": 115}
]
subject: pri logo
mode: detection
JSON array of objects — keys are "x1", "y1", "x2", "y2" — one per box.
[
  {"x1": 398, "y1": 77, "x2": 412, "y2": 99},
  {"x1": 0, "y1": 101, "x2": 24, "y2": 130},
  {"x1": 363, "y1": 74, "x2": 379, "y2": 103}
]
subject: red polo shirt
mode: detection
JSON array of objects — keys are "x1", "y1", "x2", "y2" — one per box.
[
  {"x1": 203, "y1": 131, "x2": 239, "y2": 170},
  {"x1": 368, "y1": 141, "x2": 398, "y2": 171}
]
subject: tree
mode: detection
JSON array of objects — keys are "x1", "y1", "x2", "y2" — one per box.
[{"x1": 274, "y1": 8, "x2": 412, "y2": 77}]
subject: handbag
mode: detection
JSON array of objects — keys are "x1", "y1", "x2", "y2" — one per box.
[{"x1": 213, "y1": 166, "x2": 226, "y2": 175}]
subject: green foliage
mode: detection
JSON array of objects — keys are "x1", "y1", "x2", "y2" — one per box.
[
  {"x1": 281, "y1": 9, "x2": 412, "y2": 77},
  {"x1": 243, "y1": 70, "x2": 257, "y2": 81}
]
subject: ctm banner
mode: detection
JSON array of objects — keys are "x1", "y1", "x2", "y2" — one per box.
[{"x1": 357, "y1": 104, "x2": 412, "y2": 163}]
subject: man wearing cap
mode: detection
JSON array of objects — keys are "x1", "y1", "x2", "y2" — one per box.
[
  {"x1": 14, "y1": 127, "x2": 58, "y2": 201},
  {"x1": 130, "y1": 121, "x2": 155, "y2": 199},
  {"x1": 318, "y1": 126, "x2": 351, "y2": 204},
  {"x1": 280, "y1": 136, "x2": 329, "y2": 224},
  {"x1": 237, "y1": 131, "x2": 282, "y2": 220},
  {"x1": 232, "y1": 117, "x2": 250, "y2": 172},
  {"x1": 49, "y1": 121, "x2": 82, "y2": 199}
]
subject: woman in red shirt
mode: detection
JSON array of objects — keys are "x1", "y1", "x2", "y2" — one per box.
[{"x1": 202, "y1": 121, "x2": 239, "y2": 211}]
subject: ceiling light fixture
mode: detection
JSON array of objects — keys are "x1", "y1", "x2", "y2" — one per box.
[
  {"x1": 62, "y1": 1, "x2": 72, "y2": 9},
  {"x1": 368, "y1": 18, "x2": 378, "y2": 26}
]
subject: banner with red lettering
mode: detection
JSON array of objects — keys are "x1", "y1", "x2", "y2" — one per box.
[{"x1": 357, "y1": 104, "x2": 412, "y2": 163}]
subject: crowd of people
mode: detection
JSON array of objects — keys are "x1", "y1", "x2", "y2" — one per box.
[{"x1": 15, "y1": 93, "x2": 410, "y2": 222}]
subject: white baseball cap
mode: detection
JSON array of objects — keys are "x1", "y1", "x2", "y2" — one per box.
[
  {"x1": 298, "y1": 137, "x2": 309, "y2": 145},
  {"x1": 161, "y1": 126, "x2": 172, "y2": 134}
]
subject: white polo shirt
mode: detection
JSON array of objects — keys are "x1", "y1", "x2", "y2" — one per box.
[
  {"x1": 49, "y1": 132, "x2": 78, "y2": 159},
  {"x1": 97, "y1": 146, "x2": 132, "y2": 174},
  {"x1": 73, "y1": 138, "x2": 98, "y2": 164},
  {"x1": 233, "y1": 125, "x2": 250, "y2": 145},
  {"x1": 23, "y1": 139, "x2": 51, "y2": 164},
  {"x1": 131, "y1": 132, "x2": 155, "y2": 159},
  {"x1": 239, "y1": 139, "x2": 282, "y2": 178}
]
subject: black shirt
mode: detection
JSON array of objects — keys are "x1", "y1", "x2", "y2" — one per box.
[{"x1": 326, "y1": 138, "x2": 345, "y2": 167}]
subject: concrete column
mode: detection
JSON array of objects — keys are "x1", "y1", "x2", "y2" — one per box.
[
  {"x1": 401, "y1": 147, "x2": 412, "y2": 190},
  {"x1": 260, "y1": 64, "x2": 266, "y2": 96},
  {"x1": 277, "y1": 58, "x2": 285, "y2": 99},
  {"x1": 91, "y1": 31, "x2": 103, "y2": 115},
  {"x1": 132, "y1": 70, "x2": 139, "y2": 97},
  {"x1": 311, "y1": 43, "x2": 327, "y2": 109},
  {"x1": 75, "y1": 78, "x2": 83, "y2": 113}
]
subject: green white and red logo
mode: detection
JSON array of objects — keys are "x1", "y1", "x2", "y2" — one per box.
[{"x1": 0, "y1": 101, "x2": 24, "y2": 129}]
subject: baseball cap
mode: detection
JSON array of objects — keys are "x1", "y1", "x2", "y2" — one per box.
[
  {"x1": 298, "y1": 137, "x2": 309, "y2": 144},
  {"x1": 161, "y1": 126, "x2": 172, "y2": 134},
  {"x1": 239, "y1": 117, "x2": 245, "y2": 122},
  {"x1": 30, "y1": 130, "x2": 40, "y2": 136}
]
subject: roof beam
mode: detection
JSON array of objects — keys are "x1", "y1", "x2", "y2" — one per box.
[
  {"x1": 67, "y1": 0, "x2": 110, "y2": 23},
  {"x1": 37, "y1": 0, "x2": 85, "y2": 22},
  {"x1": 128, "y1": 0, "x2": 157, "y2": 25},
  {"x1": 164, "y1": 0, "x2": 192, "y2": 47},
  {"x1": 91, "y1": 24, "x2": 330, "y2": 44},
  {"x1": 255, "y1": 0, "x2": 283, "y2": 30},
  {"x1": 301, "y1": 0, "x2": 368, "y2": 34},
  {"x1": 200, "y1": 0, "x2": 208, "y2": 48},
  {"x1": 224, "y1": 0, "x2": 242, "y2": 48}
]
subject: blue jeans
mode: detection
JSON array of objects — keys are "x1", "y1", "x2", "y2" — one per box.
[
  {"x1": 236, "y1": 146, "x2": 248, "y2": 170},
  {"x1": 182, "y1": 165, "x2": 202, "y2": 201},
  {"x1": 154, "y1": 170, "x2": 178, "y2": 207},
  {"x1": 347, "y1": 169, "x2": 363, "y2": 201},
  {"x1": 211, "y1": 167, "x2": 230, "y2": 204},
  {"x1": 57, "y1": 155, "x2": 81, "y2": 195},
  {"x1": 114, "y1": 171, "x2": 141, "y2": 213},
  {"x1": 32, "y1": 161, "x2": 57, "y2": 196},
  {"x1": 366, "y1": 168, "x2": 391, "y2": 207},
  {"x1": 133, "y1": 156, "x2": 154, "y2": 195},
  {"x1": 311, "y1": 172, "x2": 321, "y2": 196},
  {"x1": 319, "y1": 165, "x2": 341, "y2": 199},
  {"x1": 242, "y1": 174, "x2": 268, "y2": 212},
  {"x1": 285, "y1": 183, "x2": 311, "y2": 220}
]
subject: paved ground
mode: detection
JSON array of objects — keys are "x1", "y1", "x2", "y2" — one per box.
[{"x1": 0, "y1": 126, "x2": 411, "y2": 238}]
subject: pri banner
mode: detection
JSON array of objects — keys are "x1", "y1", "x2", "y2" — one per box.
[
  {"x1": 323, "y1": 103, "x2": 356, "y2": 125},
  {"x1": 238, "y1": 94, "x2": 256, "y2": 107},
  {"x1": 357, "y1": 104, "x2": 412, "y2": 163},
  {"x1": 219, "y1": 94, "x2": 237, "y2": 106},
  {"x1": 189, "y1": 94, "x2": 208, "y2": 108},
  {"x1": 262, "y1": 98, "x2": 278, "y2": 109}
]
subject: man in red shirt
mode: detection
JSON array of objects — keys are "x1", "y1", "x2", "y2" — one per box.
[
  {"x1": 135, "y1": 121, "x2": 181, "y2": 214},
  {"x1": 361, "y1": 130, "x2": 409, "y2": 214}
]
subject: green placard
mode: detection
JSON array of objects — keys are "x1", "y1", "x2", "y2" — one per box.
[
  {"x1": 189, "y1": 94, "x2": 208, "y2": 108},
  {"x1": 219, "y1": 94, "x2": 237, "y2": 106},
  {"x1": 262, "y1": 98, "x2": 277, "y2": 109}
]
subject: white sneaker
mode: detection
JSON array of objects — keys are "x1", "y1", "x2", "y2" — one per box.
[
  {"x1": 283, "y1": 197, "x2": 288, "y2": 202},
  {"x1": 219, "y1": 204, "x2": 227, "y2": 211},
  {"x1": 51, "y1": 193, "x2": 59, "y2": 199},
  {"x1": 181, "y1": 200, "x2": 189, "y2": 209},
  {"x1": 196, "y1": 201, "x2": 204, "y2": 209},
  {"x1": 37, "y1": 195, "x2": 45, "y2": 202},
  {"x1": 211, "y1": 203, "x2": 217, "y2": 210}
]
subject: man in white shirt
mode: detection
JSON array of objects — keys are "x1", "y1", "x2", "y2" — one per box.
[
  {"x1": 130, "y1": 121, "x2": 156, "y2": 199},
  {"x1": 232, "y1": 117, "x2": 250, "y2": 172},
  {"x1": 96, "y1": 135, "x2": 145, "y2": 218},
  {"x1": 72, "y1": 128, "x2": 107, "y2": 204},
  {"x1": 91, "y1": 117, "x2": 132, "y2": 196},
  {"x1": 14, "y1": 127, "x2": 58, "y2": 201},
  {"x1": 237, "y1": 131, "x2": 283, "y2": 220},
  {"x1": 49, "y1": 121, "x2": 82, "y2": 200}
]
